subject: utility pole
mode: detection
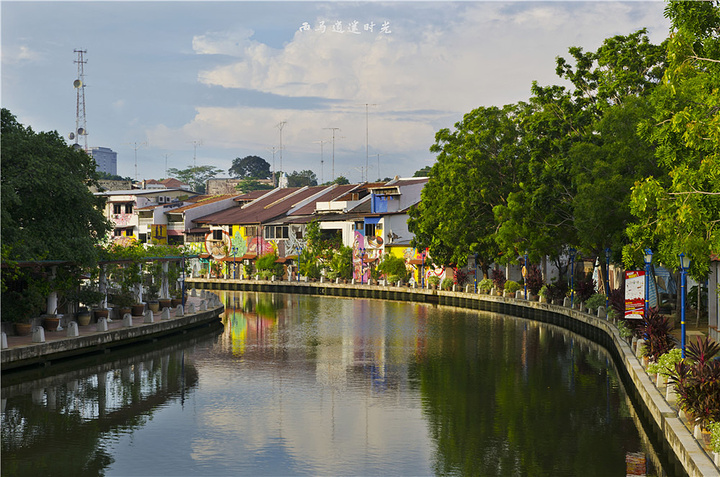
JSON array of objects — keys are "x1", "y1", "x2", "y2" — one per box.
[
  {"x1": 188, "y1": 140, "x2": 202, "y2": 191},
  {"x1": 364, "y1": 104, "x2": 377, "y2": 184},
  {"x1": 323, "y1": 127, "x2": 340, "y2": 181},
  {"x1": 163, "y1": 153, "x2": 172, "y2": 179},
  {"x1": 276, "y1": 121, "x2": 286, "y2": 176},
  {"x1": 267, "y1": 145, "x2": 278, "y2": 187}
]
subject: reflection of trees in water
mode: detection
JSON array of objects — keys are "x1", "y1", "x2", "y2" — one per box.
[
  {"x1": 1, "y1": 327, "x2": 218, "y2": 477},
  {"x1": 412, "y1": 312, "x2": 642, "y2": 476}
]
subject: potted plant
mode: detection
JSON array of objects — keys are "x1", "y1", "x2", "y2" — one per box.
[
  {"x1": 112, "y1": 289, "x2": 135, "y2": 317},
  {"x1": 77, "y1": 284, "x2": 106, "y2": 323},
  {"x1": 504, "y1": 280, "x2": 522, "y2": 297},
  {"x1": 427, "y1": 276, "x2": 440, "y2": 289},
  {"x1": 478, "y1": 278, "x2": 493, "y2": 294},
  {"x1": 440, "y1": 277, "x2": 453, "y2": 291}
]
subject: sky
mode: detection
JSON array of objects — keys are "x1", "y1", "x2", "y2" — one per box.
[{"x1": 2, "y1": 1, "x2": 672, "y2": 185}]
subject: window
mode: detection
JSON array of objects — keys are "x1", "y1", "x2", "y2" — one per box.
[
  {"x1": 113, "y1": 204, "x2": 122, "y2": 215},
  {"x1": 139, "y1": 233, "x2": 147, "y2": 243},
  {"x1": 245, "y1": 226, "x2": 258, "y2": 237},
  {"x1": 114, "y1": 228, "x2": 122, "y2": 236},
  {"x1": 212, "y1": 229, "x2": 223, "y2": 241},
  {"x1": 365, "y1": 223, "x2": 376, "y2": 237},
  {"x1": 265, "y1": 226, "x2": 289, "y2": 240},
  {"x1": 125, "y1": 203, "x2": 133, "y2": 214}
]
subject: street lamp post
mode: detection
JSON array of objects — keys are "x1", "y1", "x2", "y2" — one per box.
[
  {"x1": 232, "y1": 246, "x2": 238, "y2": 280},
  {"x1": 569, "y1": 248, "x2": 577, "y2": 307},
  {"x1": 524, "y1": 251, "x2": 529, "y2": 300},
  {"x1": 421, "y1": 250, "x2": 427, "y2": 288},
  {"x1": 360, "y1": 247, "x2": 365, "y2": 284},
  {"x1": 605, "y1": 247, "x2": 611, "y2": 308},
  {"x1": 679, "y1": 253, "x2": 690, "y2": 358},
  {"x1": 643, "y1": 248, "x2": 653, "y2": 314},
  {"x1": 474, "y1": 253, "x2": 479, "y2": 293}
]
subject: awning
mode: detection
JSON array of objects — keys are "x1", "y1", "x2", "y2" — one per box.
[
  {"x1": 241, "y1": 253, "x2": 257, "y2": 260},
  {"x1": 198, "y1": 253, "x2": 211, "y2": 259},
  {"x1": 408, "y1": 258, "x2": 424, "y2": 265}
]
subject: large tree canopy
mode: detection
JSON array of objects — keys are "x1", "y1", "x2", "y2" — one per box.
[
  {"x1": 1, "y1": 108, "x2": 111, "y2": 265},
  {"x1": 229, "y1": 155, "x2": 272, "y2": 179},
  {"x1": 286, "y1": 170, "x2": 318, "y2": 187},
  {"x1": 625, "y1": 0, "x2": 720, "y2": 277}
]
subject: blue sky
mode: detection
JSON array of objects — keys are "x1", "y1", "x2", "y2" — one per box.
[{"x1": 2, "y1": 1, "x2": 671, "y2": 184}]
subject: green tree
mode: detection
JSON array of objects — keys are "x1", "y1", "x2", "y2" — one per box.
[
  {"x1": 286, "y1": 170, "x2": 318, "y2": 187},
  {"x1": 1, "y1": 108, "x2": 111, "y2": 266},
  {"x1": 167, "y1": 165, "x2": 223, "y2": 193},
  {"x1": 625, "y1": 1, "x2": 720, "y2": 277},
  {"x1": 228, "y1": 155, "x2": 271, "y2": 179},
  {"x1": 409, "y1": 104, "x2": 524, "y2": 275},
  {"x1": 413, "y1": 166, "x2": 432, "y2": 177}
]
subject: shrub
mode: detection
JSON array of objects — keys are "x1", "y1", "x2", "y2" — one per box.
[
  {"x1": 455, "y1": 268, "x2": 472, "y2": 286},
  {"x1": 440, "y1": 278, "x2": 454, "y2": 290},
  {"x1": 388, "y1": 274, "x2": 400, "y2": 284},
  {"x1": 377, "y1": 254, "x2": 409, "y2": 282},
  {"x1": 585, "y1": 293, "x2": 607, "y2": 314},
  {"x1": 709, "y1": 421, "x2": 720, "y2": 453},
  {"x1": 298, "y1": 248, "x2": 321, "y2": 279},
  {"x1": 545, "y1": 280, "x2": 568, "y2": 303},
  {"x1": 538, "y1": 285, "x2": 548, "y2": 298},
  {"x1": 575, "y1": 272, "x2": 596, "y2": 303},
  {"x1": 609, "y1": 287, "x2": 625, "y2": 316},
  {"x1": 256, "y1": 252, "x2": 278, "y2": 271},
  {"x1": 478, "y1": 278, "x2": 493, "y2": 293},
  {"x1": 427, "y1": 276, "x2": 440, "y2": 287},
  {"x1": 668, "y1": 336, "x2": 720, "y2": 427},
  {"x1": 491, "y1": 269, "x2": 506, "y2": 290},
  {"x1": 524, "y1": 264, "x2": 544, "y2": 295},
  {"x1": 647, "y1": 348, "x2": 682, "y2": 377},
  {"x1": 328, "y1": 246, "x2": 353, "y2": 280},
  {"x1": 641, "y1": 307, "x2": 676, "y2": 363},
  {"x1": 504, "y1": 280, "x2": 522, "y2": 294},
  {"x1": 616, "y1": 319, "x2": 634, "y2": 340}
]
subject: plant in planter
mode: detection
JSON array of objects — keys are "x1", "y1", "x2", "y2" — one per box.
[
  {"x1": 388, "y1": 274, "x2": 401, "y2": 285},
  {"x1": 709, "y1": 421, "x2": 720, "y2": 456},
  {"x1": 440, "y1": 278, "x2": 454, "y2": 291},
  {"x1": 1, "y1": 270, "x2": 49, "y2": 335},
  {"x1": 647, "y1": 348, "x2": 683, "y2": 377},
  {"x1": 668, "y1": 336, "x2": 720, "y2": 428},
  {"x1": 504, "y1": 280, "x2": 522, "y2": 295},
  {"x1": 491, "y1": 269, "x2": 506, "y2": 293},
  {"x1": 585, "y1": 293, "x2": 607, "y2": 315},
  {"x1": 478, "y1": 278, "x2": 493, "y2": 294},
  {"x1": 524, "y1": 265, "x2": 544, "y2": 297},
  {"x1": 640, "y1": 307, "x2": 677, "y2": 363},
  {"x1": 427, "y1": 276, "x2": 440, "y2": 289},
  {"x1": 616, "y1": 319, "x2": 634, "y2": 341},
  {"x1": 545, "y1": 280, "x2": 568, "y2": 304},
  {"x1": 575, "y1": 272, "x2": 596, "y2": 304},
  {"x1": 376, "y1": 254, "x2": 409, "y2": 283}
]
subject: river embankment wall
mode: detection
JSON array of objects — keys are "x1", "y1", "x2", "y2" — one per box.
[{"x1": 190, "y1": 277, "x2": 719, "y2": 477}]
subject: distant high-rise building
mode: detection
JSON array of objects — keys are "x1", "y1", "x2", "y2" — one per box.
[{"x1": 89, "y1": 147, "x2": 118, "y2": 176}]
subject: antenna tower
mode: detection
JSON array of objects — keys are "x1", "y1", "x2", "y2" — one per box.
[{"x1": 70, "y1": 49, "x2": 89, "y2": 152}]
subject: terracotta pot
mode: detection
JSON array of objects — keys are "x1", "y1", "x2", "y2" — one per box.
[
  {"x1": 93, "y1": 308, "x2": 109, "y2": 320},
  {"x1": 13, "y1": 322, "x2": 32, "y2": 336},
  {"x1": 77, "y1": 312, "x2": 92, "y2": 326},
  {"x1": 119, "y1": 307, "x2": 132, "y2": 317},
  {"x1": 148, "y1": 302, "x2": 160, "y2": 313},
  {"x1": 171, "y1": 298, "x2": 182, "y2": 307},
  {"x1": 42, "y1": 316, "x2": 60, "y2": 332},
  {"x1": 131, "y1": 304, "x2": 145, "y2": 316},
  {"x1": 159, "y1": 299, "x2": 172, "y2": 310}
]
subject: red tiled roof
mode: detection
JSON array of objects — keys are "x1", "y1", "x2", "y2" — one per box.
[
  {"x1": 289, "y1": 184, "x2": 357, "y2": 216},
  {"x1": 166, "y1": 194, "x2": 240, "y2": 214},
  {"x1": 196, "y1": 187, "x2": 324, "y2": 225}
]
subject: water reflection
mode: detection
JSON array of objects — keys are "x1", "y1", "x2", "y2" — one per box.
[{"x1": 2, "y1": 293, "x2": 672, "y2": 476}]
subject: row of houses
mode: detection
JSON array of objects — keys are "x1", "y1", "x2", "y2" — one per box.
[{"x1": 96, "y1": 178, "x2": 432, "y2": 282}]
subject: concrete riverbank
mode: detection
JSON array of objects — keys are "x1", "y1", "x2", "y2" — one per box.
[
  {"x1": 191, "y1": 277, "x2": 719, "y2": 477},
  {"x1": 1, "y1": 294, "x2": 223, "y2": 372}
]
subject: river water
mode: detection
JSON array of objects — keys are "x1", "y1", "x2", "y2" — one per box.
[{"x1": 2, "y1": 291, "x2": 675, "y2": 476}]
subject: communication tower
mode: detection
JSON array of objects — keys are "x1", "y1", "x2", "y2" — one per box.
[{"x1": 69, "y1": 49, "x2": 88, "y2": 152}]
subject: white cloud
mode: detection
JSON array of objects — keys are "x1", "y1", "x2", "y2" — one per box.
[{"x1": 1, "y1": 44, "x2": 42, "y2": 64}]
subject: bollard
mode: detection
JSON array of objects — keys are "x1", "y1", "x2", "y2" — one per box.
[
  {"x1": 96, "y1": 317, "x2": 109, "y2": 332},
  {"x1": 351, "y1": 278, "x2": 357, "y2": 285},
  {"x1": 563, "y1": 297, "x2": 571, "y2": 307},
  {"x1": 188, "y1": 303, "x2": 196, "y2": 314},
  {"x1": 200, "y1": 300, "x2": 207, "y2": 311},
  {"x1": 123, "y1": 313, "x2": 133, "y2": 327},
  {"x1": 32, "y1": 326, "x2": 46, "y2": 343},
  {"x1": 66, "y1": 322, "x2": 80, "y2": 337},
  {"x1": 1, "y1": 332, "x2": 7, "y2": 349},
  {"x1": 191, "y1": 288, "x2": 197, "y2": 297},
  {"x1": 175, "y1": 305, "x2": 184, "y2": 317},
  {"x1": 597, "y1": 306, "x2": 606, "y2": 319},
  {"x1": 144, "y1": 310, "x2": 154, "y2": 323},
  {"x1": 161, "y1": 308, "x2": 170, "y2": 320}
]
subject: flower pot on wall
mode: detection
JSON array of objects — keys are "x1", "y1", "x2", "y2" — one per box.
[
  {"x1": 93, "y1": 308, "x2": 109, "y2": 321},
  {"x1": 76, "y1": 311, "x2": 92, "y2": 326},
  {"x1": 148, "y1": 301, "x2": 160, "y2": 313},
  {"x1": 42, "y1": 315, "x2": 60, "y2": 332},
  {"x1": 159, "y1": 298, "x2": 172, "y2": 310},
  {"x1": 131, "y1": 304, "x2": 145, "y2": 316},
  {"x1": 13, "y1": 322, "x2": 32, "y2": 336}
]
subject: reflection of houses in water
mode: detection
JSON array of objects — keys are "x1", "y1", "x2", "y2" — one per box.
[{"x1": 1, "y1": 329, "x2": 216, "y2": 474}]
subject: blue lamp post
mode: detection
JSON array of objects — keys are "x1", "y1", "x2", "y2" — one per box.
[
  {"x1": 421, "y1": 250, "x2": 427, "y2": 288},
  {"x1": 569, "y1": 248, "x2": 577, "y2": 307},
  {"x1": 605, "y1": 248, "x2": 611, "y2": 308},
  {"x1": 360, "y1": 247, "x2": 365, "y2": 284},
  {"x1": 679, "y1": 253, "x2": 690, "y2": 358},
  {"x1": 474, "y1": 253, "x2": 479, "y2": 293},
  {"x1": 643, "y1": 248, "x2": 653, "y2": 314},
  {"x1": 524, "y1": 251, "x2": 529, "y2": 300}
]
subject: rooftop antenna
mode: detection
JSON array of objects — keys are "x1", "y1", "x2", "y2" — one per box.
[
  {"x1": 70, "y1": 49, "x2": 89, "y2": 152},
  {"x1": 163, "y1": 153, "x2": 172, "y2": 179},
  {"x1": 124, "y1": 141, "x2": 147, "y2": 182},
  {"x1": 313, "y1": 139, "x2": 329, "y2": 184},
  {"x1": 363, "y1": 104, "x2": 377, "y2": 183},
  {"x1": 323, "y1": 127, "x2": 341, "y2": 181}
]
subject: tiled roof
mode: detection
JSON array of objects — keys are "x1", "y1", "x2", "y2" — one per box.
[
  {"x1": 165, "y1": 194, "x2": 240, "y2": 214},
  {"x1": 195, "y1": 187, "x2": 305, "y2": 225},
  {"x1": 288, "y1": 184, "x2": 357, "y2": 216}
]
